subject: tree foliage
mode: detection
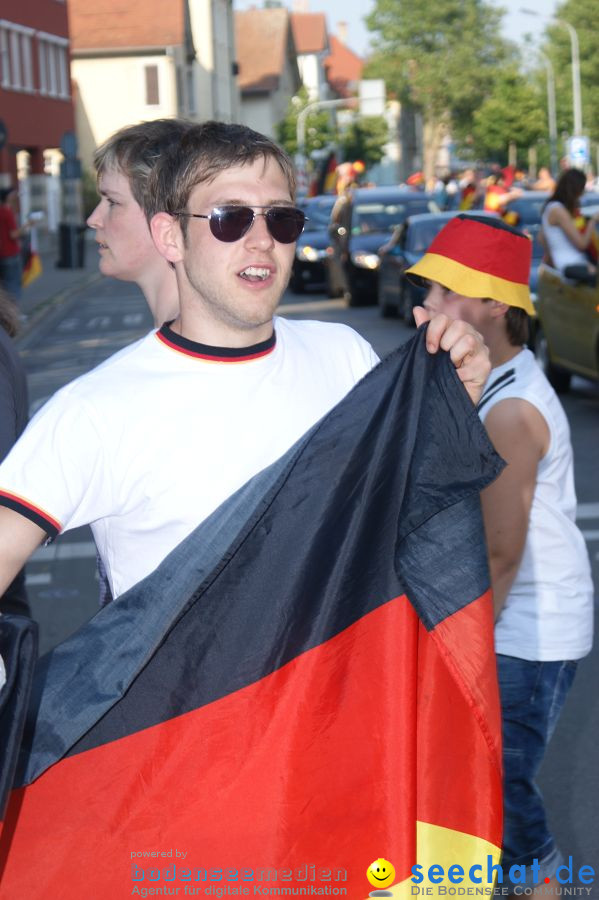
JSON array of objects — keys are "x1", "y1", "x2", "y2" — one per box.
[
  {"x1": 470, "y1": 66, "x2": 547, "y2": 163},
  {"x1": 338, "y1": 117, "x2": 389, "y2": 169},
  {"x1": 276, "y1": 87, "x2": 389, "y2": 174},
  {"x1": 364, "y1": 0, "x2": 515, "y2": 170},
  {"x1": 276, "y1": 86, "x2": 336, "y2": 158}
]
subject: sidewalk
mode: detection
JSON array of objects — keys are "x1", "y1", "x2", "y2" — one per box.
[{"x1": 19, "y1": 228, "x2": 101, "y2": 329}]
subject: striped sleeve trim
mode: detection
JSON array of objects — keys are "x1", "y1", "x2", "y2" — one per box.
[
  {"x1": 0, "y1": 490, "x2": 62, "y2": 537},
  {"x1": 477, "y1": 368, "x2": 516, "y2": 413}
]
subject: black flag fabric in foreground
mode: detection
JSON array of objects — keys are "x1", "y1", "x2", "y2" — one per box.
[
  {"x1": 0, "y1": 615, "x2": 37, "y2": 819},
  {"x1": 0, "y1": 328, "x2": 504, "y2": 898}
]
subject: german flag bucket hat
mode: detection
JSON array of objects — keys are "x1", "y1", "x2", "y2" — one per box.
[{"x1": 407, "y1": 214, "x2": 535, "y2": 315}]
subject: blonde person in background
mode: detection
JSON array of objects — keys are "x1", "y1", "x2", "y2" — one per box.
[
  {"x1": 87, "y1": 118, "x2": 193, "y2": 604},
  {"x1": 88, "y1": 118, "x2": 194, "y2": 329}
]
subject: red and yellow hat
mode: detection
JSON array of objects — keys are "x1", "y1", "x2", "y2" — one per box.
[{"x1": 407, "y1": 214, "x2": 534, "y2": 315}]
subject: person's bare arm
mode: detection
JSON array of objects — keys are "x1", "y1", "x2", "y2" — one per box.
[
  {"x1": 0, "y1": 507, "x2": 47, "y2": 598},
  {"x1": 548, "y1": 204, "x2": 599, "y2": 251},
  {"x1": 480, "y1": 398, "x2": 549, "y2": 619},
  {"x1": 413, "y1": 307, "x2": 491, "y2": 405}
]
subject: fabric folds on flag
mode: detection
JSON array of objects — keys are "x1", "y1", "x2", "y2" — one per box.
[{"x1": 0, "y1": 328, "x2": 504, "y2": 898}]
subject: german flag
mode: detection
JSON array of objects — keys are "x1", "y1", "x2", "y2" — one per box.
[{"x1": 0, "y1": 329, "x2": 504, "y2": 898}]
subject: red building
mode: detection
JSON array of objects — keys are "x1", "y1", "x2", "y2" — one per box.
[{"x1": 0, "y1": 0, "x2": 75, "y2": 188}]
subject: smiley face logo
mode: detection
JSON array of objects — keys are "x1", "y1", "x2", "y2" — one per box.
[{"x1": 366, "y1": 858, "x2": 395, "y2": 889}]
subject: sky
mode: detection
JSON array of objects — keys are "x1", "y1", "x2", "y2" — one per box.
[{"x1": 233, "y1": 0, "x2": 559, "y2": 58}]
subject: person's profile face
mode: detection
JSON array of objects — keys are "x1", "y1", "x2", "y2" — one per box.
[{"x1": 87, "y1": 168, "x2": 158, "y2": 283}]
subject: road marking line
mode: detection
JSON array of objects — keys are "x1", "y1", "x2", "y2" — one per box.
[
  {"x1": 31, "y1": 540, "x2": 98, "y2": 562},
  {"x1": 577, "y1": 503, "x2": 599, "y2": 519},
  {"x1": 25, "y1": 572, "x2": 52, "y2": 585}
]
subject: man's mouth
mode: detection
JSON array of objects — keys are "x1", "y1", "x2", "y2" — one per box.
[{"x1": 239, "y1": 266, "x2": 271, "y2": 282}]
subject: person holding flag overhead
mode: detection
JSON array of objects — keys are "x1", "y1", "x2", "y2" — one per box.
[{"x1": 410, "y1": 213, "x2": 593, "y2": 892}]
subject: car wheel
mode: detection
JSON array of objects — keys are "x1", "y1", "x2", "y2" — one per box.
[{"x1": 534, "y1": 326, "x2": 571, "y2": 393}]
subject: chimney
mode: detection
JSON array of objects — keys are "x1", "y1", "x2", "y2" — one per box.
[{"x1": 337, "y1": 21, "x2": 348, "y2": 44}]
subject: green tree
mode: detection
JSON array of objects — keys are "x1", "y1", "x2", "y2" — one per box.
[
  {"x1": 276, "y1": 86, "x2": 337, "y2": 158},
  {"x1": 541, "y1": 0, "x2": 599, "y2": 153},
  {"x1": 470, "y1": 66, "x2": 547, "y2": 163},
  {"x1": 364, "y1": 0, "x2": 515, "y2": 175},
  {"x1": 338, "y1": 117, "x2": 389, "y2": 169}
]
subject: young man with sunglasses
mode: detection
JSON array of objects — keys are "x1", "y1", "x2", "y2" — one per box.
[{"x1": 0, "y1": 122, "x2": 490, "y2": 604}]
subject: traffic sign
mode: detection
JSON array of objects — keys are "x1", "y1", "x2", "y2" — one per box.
[{"x1": 567, "y1": 135, "x2": 590, "y2": 169}]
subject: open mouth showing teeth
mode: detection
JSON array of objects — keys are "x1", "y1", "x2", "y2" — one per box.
[{"x1": 239, "y1": 266, "x2": 270, "y2": 281}]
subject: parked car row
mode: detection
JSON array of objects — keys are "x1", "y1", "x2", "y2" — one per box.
[{"x1": 291, "y1": 189, "x2": 599, "y2": 392}]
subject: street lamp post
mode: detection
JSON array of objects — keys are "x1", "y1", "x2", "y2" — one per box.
[
  {"x1": 556, "y1": 18, "x2": 582, "y2": 135},
  {"x1": 520, "y1": 9, "x2": 583, "y2": 135},
  {"x1": 540, "y1": 52, "x2": 558, "y2": 175}
]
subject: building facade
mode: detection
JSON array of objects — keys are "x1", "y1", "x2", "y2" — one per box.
[
  {"x1": 68, "y1": 0, "x2": 239, "y2": 171},
  {"x1": 0, "y1": 0, "x2": 75, "y2": 225}
]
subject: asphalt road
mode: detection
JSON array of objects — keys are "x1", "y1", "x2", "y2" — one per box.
[{"x1": 16, "y1": 275, "x2": 599, "y2": 878}]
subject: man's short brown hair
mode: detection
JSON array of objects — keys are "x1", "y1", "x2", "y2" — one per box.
[{"x1": 505, "y1": 306, "x2": 529, "y2": 346}]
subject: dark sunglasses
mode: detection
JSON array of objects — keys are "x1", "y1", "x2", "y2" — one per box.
[{"x1": 175, "y1": 205, "x2": 306, "y2": 243}]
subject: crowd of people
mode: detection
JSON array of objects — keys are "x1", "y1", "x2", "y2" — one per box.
[
  {"x1": 0, "y1": 120, "x2": 594, "y2": 891},
  {"x1": 400, "y1": 161, "x2": 599, "y2": 286}
]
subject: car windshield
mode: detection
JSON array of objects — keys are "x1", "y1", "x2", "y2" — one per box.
[
  {"x1": 302, "y1": 198, "x2": 336, "y2": 231},
  {"x1": 353, "y1": 198, "x2": 435, "y2": 234}
]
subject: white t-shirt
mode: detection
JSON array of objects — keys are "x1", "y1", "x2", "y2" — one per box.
[
  {"x1": 478, "y1": 348, "x2": 593, "y2": 661},
  {"x1": 0, "y1": 318, "x2": 379, "y2": 598},
  {"x1": 541, "y1": 201, "x2": 590, "y2": 271}
]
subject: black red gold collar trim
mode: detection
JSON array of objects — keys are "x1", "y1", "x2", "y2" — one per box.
[{"x1": 156, "y1": 321, "x2": 276, "y2": 362}]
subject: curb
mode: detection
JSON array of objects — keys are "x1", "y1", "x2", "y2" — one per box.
[{"x1": 17, "y1": 270, "x2": 103, "y2": 351}]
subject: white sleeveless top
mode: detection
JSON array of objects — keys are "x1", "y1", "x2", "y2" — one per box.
[
  {"x1": 478, "y1": 348, "x2": 593, "y2": 661},
  {"x1": 541, "y1": 201, "x2": 589, "y2": 271}
]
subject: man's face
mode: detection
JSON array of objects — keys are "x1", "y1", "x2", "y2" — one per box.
[
  {"x1": 174, "y1": 156, "x2": 296, "y2": 334},
  {"x1": 424, "y1": 281, "x2": 488, "y2": 333},
  {"x1": 87, "y1": 168, "x2": 158, "y2": 282}
]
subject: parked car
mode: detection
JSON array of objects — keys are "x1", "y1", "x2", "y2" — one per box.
[
  {"x1": 289, "y1": 194, "x2": 337, "y2": 293},
  {"x1": 377, "y1": 210, "x2": 498, "y2": 322},
  {"x1": 326, "y1": 187, "x2": 439, "y2": 306},
  {"x1": 534, "y1": 262, "x2": 599, "y2": 392}
]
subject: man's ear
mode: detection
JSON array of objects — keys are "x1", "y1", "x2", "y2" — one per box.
[
  {"x1": 489, "y1": 300, "x2": 510, "y2": 319},
  {"x1": 151, "y1": 212, "x2": 184, "y2": 264}
]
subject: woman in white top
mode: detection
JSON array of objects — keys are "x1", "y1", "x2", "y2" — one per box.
[{"x1": 541, "y1": 167, "x2": 599, "y2": 284}]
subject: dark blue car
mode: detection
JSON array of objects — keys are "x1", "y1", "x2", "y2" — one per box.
[{"x1": 289, "y1": 195, "x2": 337, "y2": 294}]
